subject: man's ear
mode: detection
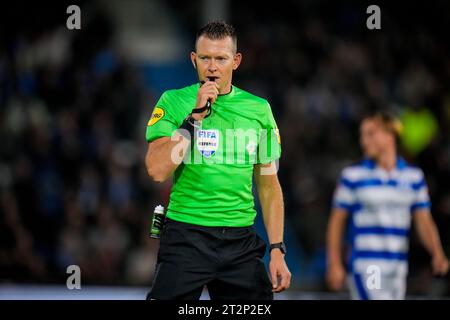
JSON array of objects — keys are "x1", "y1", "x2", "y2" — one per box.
[
  {"x1": 233, "y1": 52, "x2": 242, "y2": 70},
  {"x1": 190, "y1": 52, "x2": 197, "y2": 69}
]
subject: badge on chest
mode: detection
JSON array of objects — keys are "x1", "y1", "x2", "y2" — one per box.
[{"x1": 196, "y1": 129, "x2": 220, "y2": 158}]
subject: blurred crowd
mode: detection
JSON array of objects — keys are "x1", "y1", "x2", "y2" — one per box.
[
  {"x1": 0, "y1": 2, "x2": 166, "y2": 285},
  {"x1": 1, "y1": 0, "x2": 449, "y2": 296}
]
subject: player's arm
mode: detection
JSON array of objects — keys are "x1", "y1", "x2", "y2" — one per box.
[
  {"x1": 326, "y1": 208, "x2": 349, "y2": 291},
  {"x1": 254, "y1": 161, "x2": 291, "y2": 293},
  {"x1": 413, "y1": 209, "x2": 449, "y2": 275}
]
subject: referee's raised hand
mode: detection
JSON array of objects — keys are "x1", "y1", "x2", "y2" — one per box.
[{"x1": 192, "y1": 79, "x2": 219, "y2": 121}]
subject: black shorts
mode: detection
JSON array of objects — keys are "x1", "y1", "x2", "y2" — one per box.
[{"x1": 147, "y1": 218, "x2": 273, "y2": 300}]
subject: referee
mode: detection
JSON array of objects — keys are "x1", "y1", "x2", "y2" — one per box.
[{"x1": 145, "y1": 21, "x2": 291, "y2": 300}]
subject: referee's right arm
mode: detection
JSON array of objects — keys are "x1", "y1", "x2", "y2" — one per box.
[
  {"x1": 146, "y1": 136, "x2": 190, "y2": 182},
  {"x1": 146, "y1": 82, "x2": 218, "y2": 182}
]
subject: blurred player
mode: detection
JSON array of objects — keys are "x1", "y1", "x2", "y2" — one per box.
[
  {"x1": 144, "y1": 21, "x2": 290, "y2": 300},
  {"x1": 326, "y1": 112, "x2": 449, "y2": 300}
]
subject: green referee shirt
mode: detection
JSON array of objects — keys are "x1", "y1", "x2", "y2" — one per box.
[{"x1": 146, "y1": 83, "x2": 281, "y2": 227}]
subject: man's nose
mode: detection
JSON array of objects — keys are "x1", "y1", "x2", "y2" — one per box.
[{"x1": 208, "y1": 60, "x2": 218, "y2": 72}]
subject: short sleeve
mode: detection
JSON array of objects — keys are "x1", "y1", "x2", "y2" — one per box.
[
  {"x1": 332, "y1": 169, "x2": 357, "y2": 212},
  {"x1": 256, "y1": 102, "x2": 281, "y2": 164},
  {"x1": 410, "y1": 169, "x2": 431, "y2": 214},
  {"x1": 145, "y1": 92, "x2": 179, "y2": 143}
]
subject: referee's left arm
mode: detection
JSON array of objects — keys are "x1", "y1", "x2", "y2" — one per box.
[{"x1": 254, "y1": 161, "x2": 291, "y2": 292}]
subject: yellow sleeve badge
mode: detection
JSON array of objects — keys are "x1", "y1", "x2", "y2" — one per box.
[
  {"x1": 274, "y1": 128, "x2": 281, "y2": 145},
  {"x1": 147, "y1": 107, "x2": 165, "y2": 126}
]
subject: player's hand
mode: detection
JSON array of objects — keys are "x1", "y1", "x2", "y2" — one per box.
[
  {"x1": 192, "y1": 80, "x2": 219, "y2": 120},
  {"x1": 326, "y1": 263, "x2": 346, "y2": 291},
  {"x1": 269, "y1": 250, "x2": 291, "y2": 293},
  {"x1": 432, "y1": 254, "x2": 449, "y2": 276}
]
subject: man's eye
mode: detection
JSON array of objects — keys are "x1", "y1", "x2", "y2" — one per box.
[{"x1": 200, "y1": 57, "x2": 209, "y2": 61}]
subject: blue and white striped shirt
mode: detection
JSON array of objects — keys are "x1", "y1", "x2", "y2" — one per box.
[{"x1": 333, "y1": 157, "x2": 430, "y2": 274}]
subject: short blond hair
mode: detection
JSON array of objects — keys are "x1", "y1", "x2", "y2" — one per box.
[
  {"x1": 363, "y1": 111, "x2": 403, "y2": 137},
  {"x1": 196, "y1": 21, "x2": 237, "y2": 53}
]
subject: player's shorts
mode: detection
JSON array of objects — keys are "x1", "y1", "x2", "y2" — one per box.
[
  {"x1": 147, "y1": 217, "x2": 273, "y2": 300},
  {"x1": 347, "y1": 267, "x2": 407, "y2": 300}
]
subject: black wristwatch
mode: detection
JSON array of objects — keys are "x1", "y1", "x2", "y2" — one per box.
[{"x1": 269, "y1": 242, "x2": 286, "y2": 255}]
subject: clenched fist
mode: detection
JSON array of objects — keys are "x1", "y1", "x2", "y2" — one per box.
[{"x1": 192, "y1": 79, "x2": 219, "y2": 121}]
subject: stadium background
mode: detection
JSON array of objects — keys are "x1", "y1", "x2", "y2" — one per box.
[{"x1": 1, "y1": 0, "x2": 449, "y2": 299}]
